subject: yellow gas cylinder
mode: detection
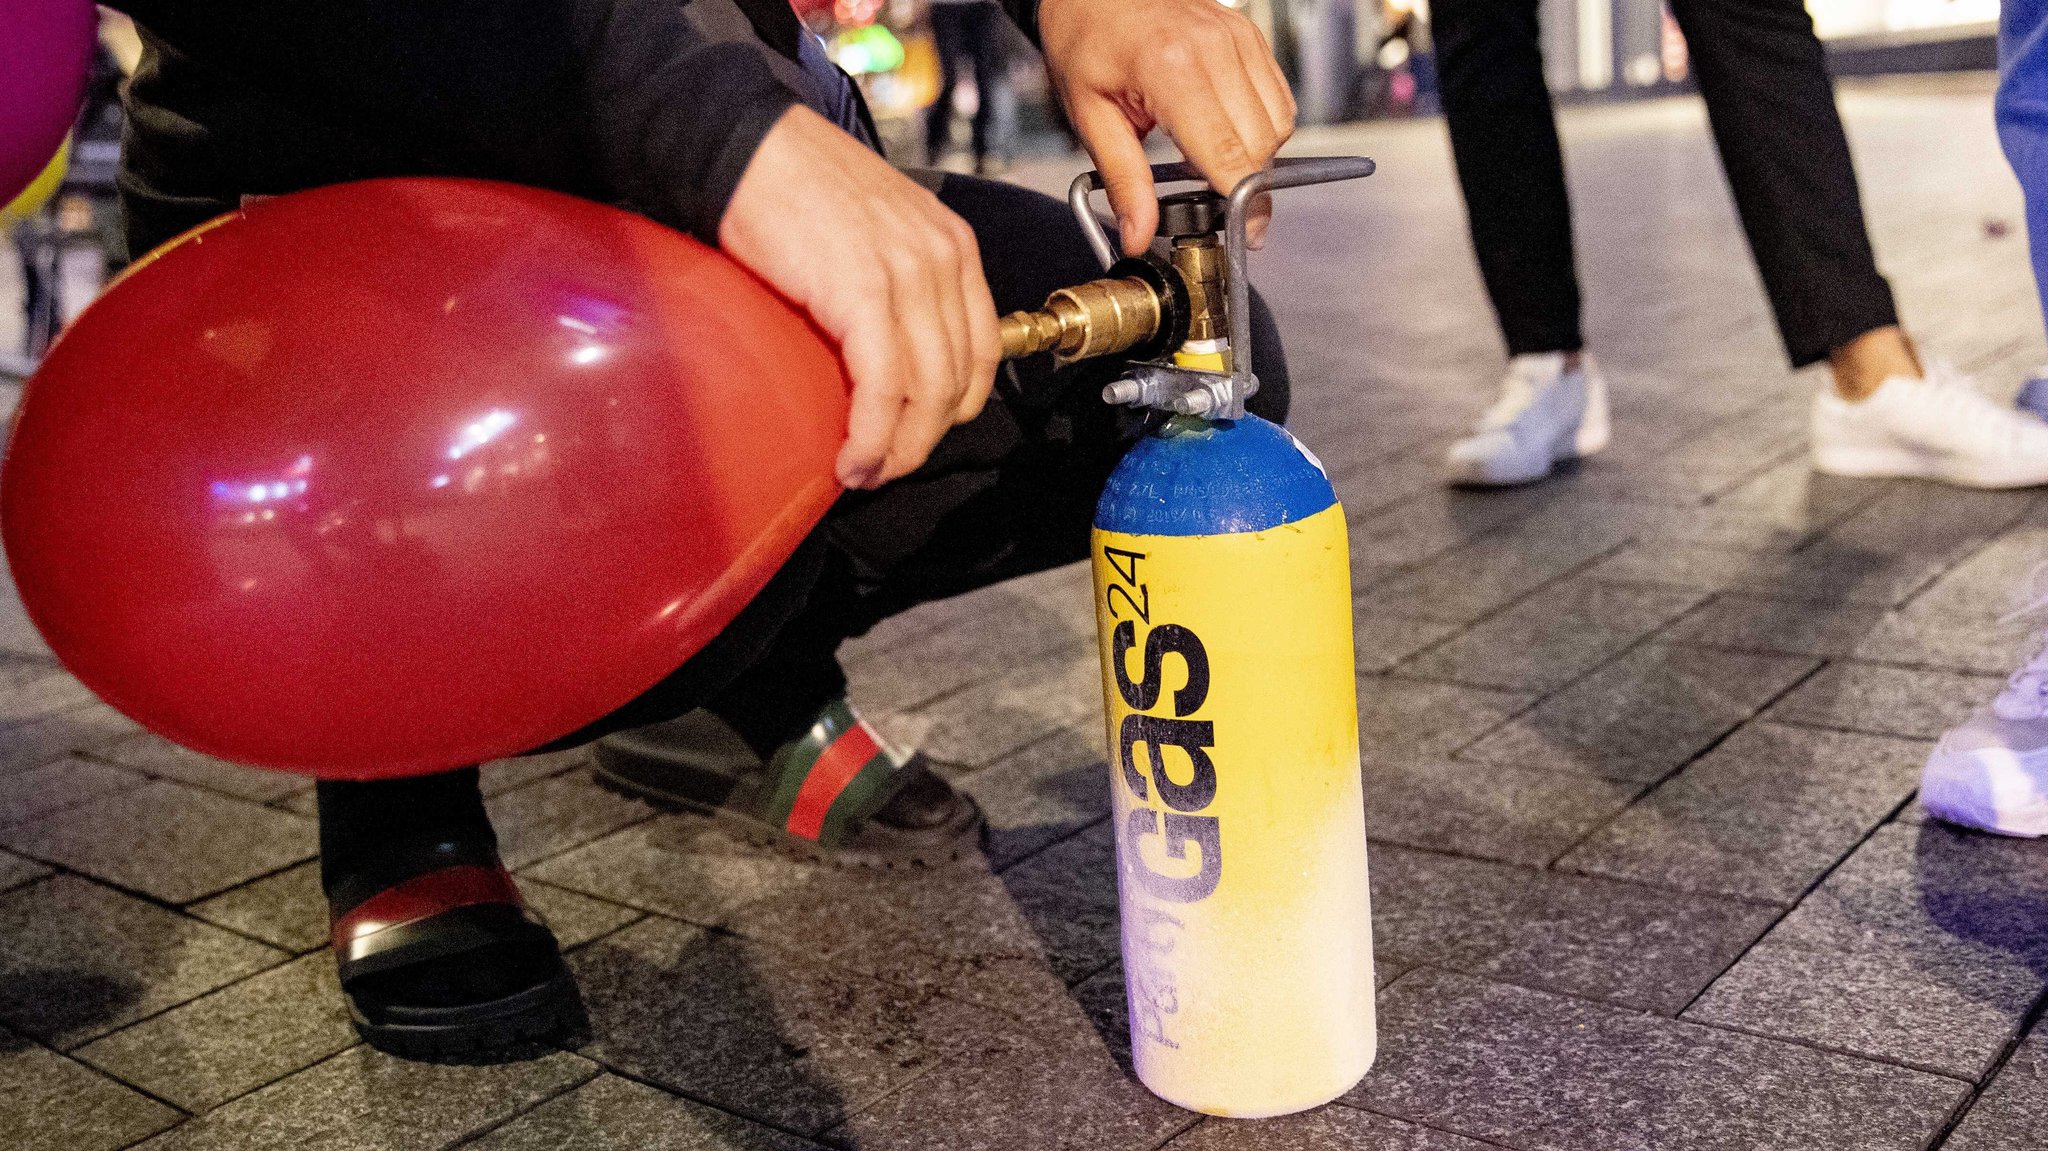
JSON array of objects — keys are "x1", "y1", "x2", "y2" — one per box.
[
  {"x1": 1091, "y1": 411, "x2": 1375, "y2": 1116},
  {"x1": 1, "y1": 136, "x2": 71, "y2": 231}
]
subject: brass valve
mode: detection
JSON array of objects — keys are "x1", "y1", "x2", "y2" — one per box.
[
  {"x1": 998, "y1": 275, "x2": 1163, "y2": 364},
  {"x1": 997, "y1": 255, "x2": 1188, "y2": 367}
]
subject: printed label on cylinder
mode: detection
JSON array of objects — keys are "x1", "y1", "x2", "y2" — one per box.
[{"x1": 1092, "y1": 502, "x2": 1376, "y2": 1118}]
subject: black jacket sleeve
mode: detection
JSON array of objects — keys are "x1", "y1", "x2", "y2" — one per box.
[{"x1": 108, "y1": 0, "x2": 803, "y2": 243}]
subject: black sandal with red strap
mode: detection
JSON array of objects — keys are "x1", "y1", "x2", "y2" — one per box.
[
  {"x1": 331, "y1": 862, "x2": 584, "y2": 1060},
  {"x1": 593, "y1": 700, "x2": 985, "y2": 869}
]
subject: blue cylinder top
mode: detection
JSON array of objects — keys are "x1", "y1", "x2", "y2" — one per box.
[{"x1": 1095, "y1": 414, "x2": 1339, "y2": 536}]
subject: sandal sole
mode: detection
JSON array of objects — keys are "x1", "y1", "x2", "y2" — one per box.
[{"x1": 348, "y1": 966, "x2": 586, "y2": 1063}]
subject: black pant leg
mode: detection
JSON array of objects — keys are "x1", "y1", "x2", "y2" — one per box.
[
  {"x1": 927, "y1": 7, "x2": 967, "y2": 158},
  {"x1": 1668, "y1": 0, "x2": 1898, "y2": 367},
  {"x1": 1433, "y1": 0, "x2": 1583, "y2": 356},
  {"x1": 965, "y1": 4, "x2": 1004, "y2": 161}
]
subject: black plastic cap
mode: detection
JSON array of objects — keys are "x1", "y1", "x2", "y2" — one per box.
[{"x1": 1156, "y1": 190, "x2": 1226, "y2": 239}]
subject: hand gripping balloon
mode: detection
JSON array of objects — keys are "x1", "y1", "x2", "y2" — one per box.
[
  {"x1": 2, "y1": 179, "x2": 850, "y2": 778},
  {"x1": 0, "y1": 0, "x2": 96, "y2": 206}
]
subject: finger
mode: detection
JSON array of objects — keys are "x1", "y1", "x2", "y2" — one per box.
[
  {"x1": 1231, "y1": 20, "x2": 1296, "y2": 145},
  {"x1": 835, "y1": 326, "x2": 909, "y2": 489},
  {"x1": 1246, "y1": 190, "x2": 1273, "y2": 250},
  {"x1": 882, "y1": 258, "x2": 964, "y2": 483},
  {"x1": 1196, "y1": 40, "x2": 1280, "y2": 175},
  {"x1": 953, "y1": 223, "x2": 1001, "y2": 424},
  {"x1": 1069, "y1": 94, "x2": 1158, "y2": 257},
  {"x1": 1152, "y1": 60, "x2": 1262, "y2": 203},
  {"x1": 917, "y1": 213, "x2": 975, "y2": 417}
]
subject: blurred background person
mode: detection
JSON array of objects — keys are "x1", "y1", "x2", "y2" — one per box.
[
  {"x1": 925, "y1": 0, "x2": 1016, "y2": 172},
  {"x1": 1431, "y1": 0, "x2": 2048, "y2": 491},
  {"x1": 1919, "y1": 0, "x2": 2048, "y2": 841}
]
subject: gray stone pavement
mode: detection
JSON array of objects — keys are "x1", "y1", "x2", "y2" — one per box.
[{"x1": 6, "y1": 75, "x2": 2048, "y2": 1148}]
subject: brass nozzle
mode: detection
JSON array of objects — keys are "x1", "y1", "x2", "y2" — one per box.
[{"x1": 998, "y1": 275, "x2": 1163, "y2": 363}]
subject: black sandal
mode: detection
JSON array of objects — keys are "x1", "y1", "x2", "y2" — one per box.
[
  {"x1": 593, "y1": 700, "x2": 985, "y2": 869},
  {"x1": 331, "y1": 862, "x2": 584, "y2": 1060}
]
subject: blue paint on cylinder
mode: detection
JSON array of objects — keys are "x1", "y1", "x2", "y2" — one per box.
[{"x1": 1095, "y1": 414, "x2": 1337, "y2": 537}]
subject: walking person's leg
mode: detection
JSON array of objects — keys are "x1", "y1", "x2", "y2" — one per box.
[
  {"x1": 1918, "y1": 0, "x2": 2048, "y2": 838},
  {"x1": 964, "y1": 2, "x2": 1010, "y2": 171},
  {"x1": 927, "y1": 5, "x2": 968, "y2": 164},
  {"x1": 1671, "y1": 0, "x2": 2048, "y2": 487},
  {"x1": 1433, "y1": 0, "x2": 1610, "y2": 486}
]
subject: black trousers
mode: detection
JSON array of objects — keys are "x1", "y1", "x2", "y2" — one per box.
[
  {"x1": 926, "y1": 2, "x2": 1009, "y2": 163},
  {"x1": 533, "y1": 172, "x2": 1292, "y2": 752},
  {"x1": 1432, "y1": 0, "x2": 1899, "y2": 367}
]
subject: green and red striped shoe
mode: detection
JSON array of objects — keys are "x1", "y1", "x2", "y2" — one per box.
[{"x1": 592, "y1": 699, "x2": 985, "y2": 869}]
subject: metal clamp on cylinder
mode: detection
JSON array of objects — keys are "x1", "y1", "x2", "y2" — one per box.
[{"x1": 997, "y1": 156, "x2": 1376, "y2": 421}]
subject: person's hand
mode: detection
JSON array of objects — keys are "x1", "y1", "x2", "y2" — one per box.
[
  {"x1": 719, "y1": 106, "x2": 1000, "y2": 489},
  {"x1": 1039, "y1": 0, "x2": 1296, "y2": 256}
]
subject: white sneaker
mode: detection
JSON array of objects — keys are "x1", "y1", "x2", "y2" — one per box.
[
  {"x1": 1923, "y1": 637, "x2": 2048, "y2": 838},
  {"x1": 1444, "y1": 352, "x2": 1611, "y2": 487},
  {"x1": 1811, "y1": 362, "x2": 2048, "y2": 488}
]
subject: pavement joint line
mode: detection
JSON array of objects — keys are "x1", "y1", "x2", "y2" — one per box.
[
  {"x1": 1138, "y1": 1110, "x2": 1209, "y2": 1150},
  {"x1": 1535, "y1": 653, "x2": 1836, "y2": 870},
  {"x1": 1925, "y1": 987, "x2": 2048, "y2": 1149},
  {"x1": 1327, "y1": 1099, "x2": 1525, "y2": 1151},
  {"x1": 108, "y1": 1042, "x2": 369, "y2": 1149},
  {"x1": 1669, "y1": 788, "x2": 1923, "y2": 1026},
  {"x1": 1676, "y1": 1011, "x2": 1981, "y2": 1085},
  {"x1": 0, "y1": 865, "x2": 301, "y2": 962},
  {"x1": 436, "y1": 1065, "x2": 616, "y2": 1150}
]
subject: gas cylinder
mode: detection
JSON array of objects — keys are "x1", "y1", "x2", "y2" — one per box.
[
  {"x1": 997, "y1": 156, "x2": 1379, "y2": 1115},
  {"x1": 1091, "y1": 412, "x2": 1375, "y2": 1116}
]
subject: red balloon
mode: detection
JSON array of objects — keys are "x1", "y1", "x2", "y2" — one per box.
[
  {"x1": 3, "y1": 179, "x2": 849, "y2": 777},
  {"x1": 0, "y1": 0, "x2": 96, "y2": 205}
]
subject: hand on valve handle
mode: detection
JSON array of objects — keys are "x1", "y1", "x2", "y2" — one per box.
[
  {"x1": 1040, "y1": 0, "x2": 1297, "y2": 255},
  {"x1": 719, "y1": 0, "x2": 1296, "y2": 492}
]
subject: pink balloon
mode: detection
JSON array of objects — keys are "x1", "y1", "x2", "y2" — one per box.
[{"x1": 0, "y1": 0, "x2": 96, "y2": 206}]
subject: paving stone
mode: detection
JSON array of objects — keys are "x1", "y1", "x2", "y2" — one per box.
[
  {"x1": 468, "y1": 1074, "x2": 824, "y2": 1150},
  {"x1": 719, "y1": 830, "x2": 1107, "y2": 1016},
  {"x1": 1352, "y1": 968, "x2": 1967, "y2": 1151},
  {"x1": 1944, "y1": 1026, "x2": 2048, "y2": 1151},
  {"x1": 1399, "y1": 578, "x2": 1705, "y2": 692},
  {"x1": 186, "y1": 861, "x2": 326, "y2": 953},
  {"x1": 0, "y1": 780, "x2": 317, "y2": 904},
  {"x1": 1709, "y1": 459, "x2": 1889, "y2": 540},
  {"x1": 73, "y1": 953, "x2": 354, "y2": 1112},
  {"x1": 879, "y1": 650, "x2": 1104, "y2": 770},
  {"x1": 1685, "y1": 822, "x2": 2048, "y2": 1081},
  {"x1": 953, "y1": 726, "x2": 1108, "y2": 868},
  {"x1": 570, "y1": 916, "x2": 998, "y2": 1135},
  {"x1": 1664, "y1": 594, "x2": 1887, "y2": 658},
  {"x1": 0, "y1": 656, "x2": 101, "y2": 727},
  {"x1": 0, "y1": 703, "x2": 140, "y2": 777},
  {"x1": 0, "y1": 875, "x2": 286, "y2": 1048},
  {"x1": 1352, "y1": 610, "x2": 1462, "y2": 674},
  {"x1": 1360, "y1": 757, "x2": 1641, "y2": 867},
  {"x1": 823, "y1": 996, "x2": 1194, "y2": 1151},
  {"x1": 1, "y1": 1027, "x2": 180, "y2": 1151},
  {"x1": 1166, "y1": 1108, "x2": 1497, "y2": 1151},
  {"x1": 1345, "y1": 487, "x2": 1550, "y2": 586},
  {"x1": 0, "y1": 846, "x2": 51, "y2": 893},
  {"x1": 1588, "y1": 540, "x2": 1951, "y2": 606},
  {"x1": 525, "y1": 817, "x2": 821, "y2": 925},
  {"x1": 1358, "y1": 677, "x2": 1533, "y2": 760},
  {"x1": 133, "y1": 1043, "x2": 595, "y2": 1151},
  {"x1": 484, "y1": 770, "x2": 655, "y2": 870},
  {"x1": 0, "y1": 754, "x2": 146, "y2": 828},
  {"x1": 1460, "y1": 644, "x2": 1817, "y2": 782},
  {"x1": 89, "y1": 731, "x2": 310, "y2": 804},
  {"x1": 1368, "y1": 845, "x2": 1777, "y2": 1015},
  {"x1": 1766, "y1": 661, "x2": 2000, "y2": 739},
  {"x1": 1852, "y1": 609, "x2": 2034, "y2": 677},
  {"x1": 479, "y1": 746, "x2": 591, "y2": 797},
  {"x1": 1358, "y1": 516, "x2": 1635, "y2": 624},
  {"x1": 1557, "y1": 722, "x2": 1930, "y2": 902},
  {"x1": 519, "y1": 878, "x2": 641, "y2": 949}
]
